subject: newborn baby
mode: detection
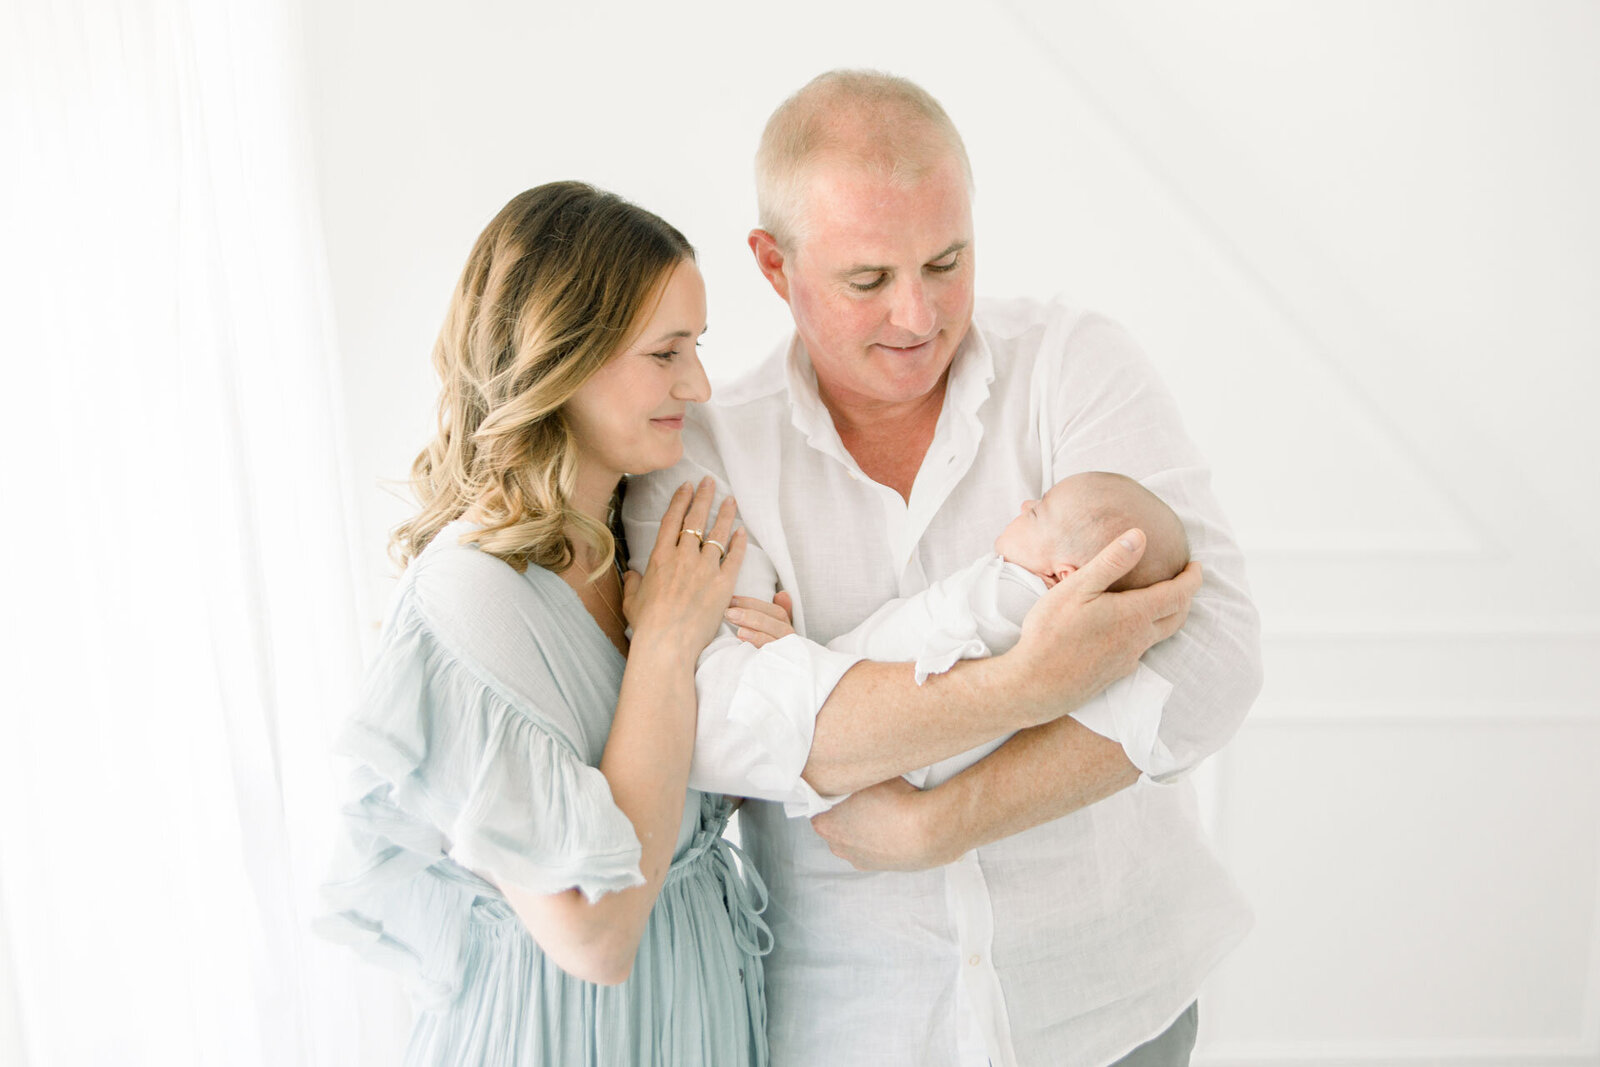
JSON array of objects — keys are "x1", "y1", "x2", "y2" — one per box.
[
  {"x1": 822, "y1": 470, "x2": 1190, "y2": 795},
  {"x1": 992, "y1": 471, "x2": 1189, "y2": 591}
]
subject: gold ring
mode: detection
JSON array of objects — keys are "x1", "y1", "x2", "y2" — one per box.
[
  {"x1": 680, "y1": 527, "x2": 704, "y2": 544},
  {"x1": 702, "y1": 536, "x2": 727, "y2": 560}
]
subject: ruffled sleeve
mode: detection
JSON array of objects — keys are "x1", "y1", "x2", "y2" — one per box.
[{"x1": 316, "y1": 536, "x2": 645, "y2": 1005}]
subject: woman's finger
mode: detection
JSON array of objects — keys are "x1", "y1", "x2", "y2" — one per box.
[
  {"x1": 701, "y1": 495, "x2": 738, "y2": 561},
  {"x1": 719, "y1": 527, "x2": 748, "y2": 574},
  {"x1": 677, "y1": 476, "x2": 717, "y2": 547},
  {"x1": 650, "y1": 482, "x2": 694, "y2": 564}
]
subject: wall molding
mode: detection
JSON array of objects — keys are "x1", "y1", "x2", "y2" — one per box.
[{"x1": 1197, "y1": 1041, "x2": 1599, "y2": 1067}]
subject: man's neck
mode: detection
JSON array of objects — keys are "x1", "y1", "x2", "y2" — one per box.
[{"x1": 820, "y1": 374, "x2": 948, "y2": 503}]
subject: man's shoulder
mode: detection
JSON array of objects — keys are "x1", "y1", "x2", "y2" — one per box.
[
  {"x1": 974, "y1": 296, "x2": 1147, "y2": 389},
  {"x1": 680, "y1": 337, "x2": 795, "y2": 459},
  {"x1": 974, "y1": 294, "x2": 1077, "y2": 340},
  {"x1": 704, "y1": 339, "x2": 791, "y2": 411},
  {"x1": 648, "y1": 338, "x2": 792, "y2": 485}
]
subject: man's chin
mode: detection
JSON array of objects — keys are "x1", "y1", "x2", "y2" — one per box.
[{"x1": 868, "y1": 350, "x2": 953, "y2": 399}]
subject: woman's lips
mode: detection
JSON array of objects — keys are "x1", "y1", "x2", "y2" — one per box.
[{"x1": 651, "y1": 415, "x2": 684, "y2": 430}]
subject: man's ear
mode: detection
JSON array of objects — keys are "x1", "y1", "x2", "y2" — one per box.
[{"x1": 748, "y1": 229, "x2": 792, "y2": 302}]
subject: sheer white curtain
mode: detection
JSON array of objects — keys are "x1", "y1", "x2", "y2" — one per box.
[{"x1": 1, "y1": 2, "x2": 408, "y2": 1064}]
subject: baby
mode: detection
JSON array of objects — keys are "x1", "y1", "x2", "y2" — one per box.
[
  {"x1": 822, "y1": 470, "x2": 1190, "y2": 793},
  {"x1": 991, "y1": 471, "x2": 1189, "y2": 594}
]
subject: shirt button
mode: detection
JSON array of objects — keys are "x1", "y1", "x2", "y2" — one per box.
[{"x1": 968, "y1": 954, "x2": 981, "y2": 966}]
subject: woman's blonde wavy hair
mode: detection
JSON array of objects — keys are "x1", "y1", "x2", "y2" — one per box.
[{"x1": 391, "y1": 181, "x2": 694, "y2": 576}]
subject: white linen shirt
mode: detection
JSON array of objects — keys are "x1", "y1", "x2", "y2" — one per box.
[{"x1": 623, "y1": 297, "x2": 1262, "y2": 1067}]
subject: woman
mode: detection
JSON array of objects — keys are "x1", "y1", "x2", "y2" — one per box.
[{"x1": 318, "y1": 182, "x2": 771, "y2": 1065}]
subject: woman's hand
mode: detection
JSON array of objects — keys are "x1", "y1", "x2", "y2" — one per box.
[
  {"x1": 727, "y1": 591, "x2": 794, "y2": 647},
  {"x1": 622, "y1": 477, "x2": 747, "y2": 656}
]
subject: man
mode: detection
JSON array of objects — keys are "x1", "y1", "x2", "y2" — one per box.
[{"x1": 623, "y1": 70, "x2": 1261, "y2": 1067}]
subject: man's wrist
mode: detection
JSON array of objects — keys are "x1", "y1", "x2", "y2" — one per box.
[
  {"x1": 909, "y1": 781, "x2": 968, "y2": 867},
  {"x1": 977, "y1": 645, "x2": 1067, "y2": 730}
]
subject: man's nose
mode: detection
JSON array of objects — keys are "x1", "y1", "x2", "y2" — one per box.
[
  {"x1": 887, "y1": 277, "x2": 935, "y2": 337},
  {"x1": 672, "y1": 347, "x2": 712, "y2": 403}
]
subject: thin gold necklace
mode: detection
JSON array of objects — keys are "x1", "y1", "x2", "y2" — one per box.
[
  {"x1": 589, "y1": 488, "x2": 628, "y2": 639},
  {"x1": 592, "y1": 570, "x2": 626, "y2": 634},
  {"x1": 580, "y1": 547, "x2": 627, "y2": 639}
]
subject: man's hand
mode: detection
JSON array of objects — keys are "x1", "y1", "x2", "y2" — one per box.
[
  {"x1": 1005, "y1": 527, "x2": 1200, "y2": 723},
  {"x1": 810, "y1": 778, "x2": 954, "y2": 871}
]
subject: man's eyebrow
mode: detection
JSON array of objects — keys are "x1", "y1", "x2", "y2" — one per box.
[{"x1": 837, "y1": 241, "x2": 969, "y2": 276}]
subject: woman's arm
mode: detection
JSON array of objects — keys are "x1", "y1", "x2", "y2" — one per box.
[
  {"x1": 498, "y1": 639, "x2": 700, "y2": 984},
  {"x1": 499, "y1": 479, "x2": 745, "y2": 985}
]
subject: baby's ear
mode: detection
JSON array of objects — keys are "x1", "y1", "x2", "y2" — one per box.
[{"x1": 1051, "y1": 563, "x2": 1078, "y2": 584}]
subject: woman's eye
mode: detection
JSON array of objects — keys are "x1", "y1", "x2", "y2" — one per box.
[
  {"x1": 849, "y1": 273, "x2": 887, "y2": 292},
  {"x1": 650, "y1": 349, "x2": 678, "y2": 362}
]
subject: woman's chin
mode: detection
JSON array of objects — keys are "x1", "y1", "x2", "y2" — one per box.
[{"x1": 625, "y1": 442, "x2": 684, "y2": 477}]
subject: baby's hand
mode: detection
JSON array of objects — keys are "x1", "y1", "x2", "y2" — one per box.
[{"x1": 726, "y1": 591, "x2": 795, "y2": 648}]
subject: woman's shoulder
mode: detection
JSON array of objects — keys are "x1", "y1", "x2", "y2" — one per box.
[
  {"x1": 384, "y1": 521, "x2": 599, "y2": 700},
  {"x1": 410, "y1": 518, "x2": 526, "y2": 586},
  {"x1": 362, "y1": 520, "x2": 616, "y2": 761},
  {"x1": 403, "y1": 521, "x2": 559, "y2": 624}
]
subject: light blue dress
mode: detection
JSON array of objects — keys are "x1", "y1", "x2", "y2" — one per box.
[{"x1": 318, "y1": 522, "x2": 770, "y2": 1066}]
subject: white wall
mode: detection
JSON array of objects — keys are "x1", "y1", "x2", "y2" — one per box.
[{"x1": 302, "y1": 2, "x2": 1600, "y2": 1063}]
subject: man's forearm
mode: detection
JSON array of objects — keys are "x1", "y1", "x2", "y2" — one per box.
[
  {"x1": 920, "y1": 716, "x2": 1138, "y2": 859},
  {"x1": 806, "y1": 714, "x2": 1139, "y2": 871},
  {"x1": 800, "y1": 656, "x2": 1045, "y2": 797}
]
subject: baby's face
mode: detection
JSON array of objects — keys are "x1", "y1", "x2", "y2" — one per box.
[{"x1": 993, "y1": 486, "x2": 1075, "y2": 578}]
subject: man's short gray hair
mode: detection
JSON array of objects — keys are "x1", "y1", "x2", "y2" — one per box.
[{"x1": 754, "y1": 69, "x2": 974, "y2": 250}]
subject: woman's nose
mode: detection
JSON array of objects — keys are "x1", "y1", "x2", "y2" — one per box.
[{"x1": 673, "y1": 347, "x2": 712, "y2": 403}]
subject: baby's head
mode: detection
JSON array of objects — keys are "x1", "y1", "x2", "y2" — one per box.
[{"x1": 994, "y1": 472, "x2": 1190, "y2": 591}]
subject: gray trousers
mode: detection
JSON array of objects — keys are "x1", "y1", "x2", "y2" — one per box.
[
  {"x1": 983, "y1": 1001, "x2": 1199, "y2": 1067},
  {"x1": 1106, "y1": 1001, "x2": 1200, "y2": 1067}
]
